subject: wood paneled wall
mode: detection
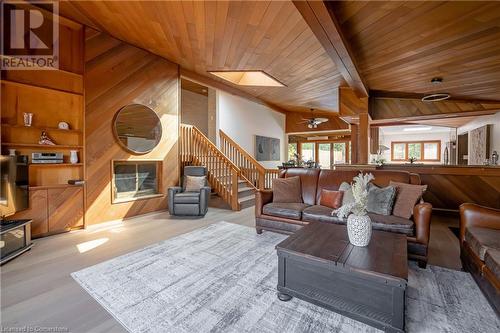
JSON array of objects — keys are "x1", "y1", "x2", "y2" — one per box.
[
  {"x1": 382, "y1": 165, "x2": 500, "y2": 211},
  {"x1": 85, "y1": 31, "x2": 179, "y2": 225}
]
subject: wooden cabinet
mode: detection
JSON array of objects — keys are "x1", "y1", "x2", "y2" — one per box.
[
  {"x1": 10, "y1": 185, "x2": 84, "y2": 238},
  {"x1": 48, "y1": 186, "x2": 84, "y2": 233},
  {"x1": 12, "y1": 189, "x2": 49, "y2": 238}
]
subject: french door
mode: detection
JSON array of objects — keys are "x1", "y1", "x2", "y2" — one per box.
[{"x1": 298, "y1": 141, "x2": 350, "y2": 168}]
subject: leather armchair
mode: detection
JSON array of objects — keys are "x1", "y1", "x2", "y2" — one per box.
[{"x1": 168, "y1": 166, "x2": 210, "y2": 216}]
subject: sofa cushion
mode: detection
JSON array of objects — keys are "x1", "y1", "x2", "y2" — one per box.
[
  {"x1": 465, "y1": 227, "x2": 500, "y2": 260},
  {"x1": 272, "y1": 176, "x2": 302, "y2": 203},
  {"x1": 390, "y1": 181, "x2": 427, "y2": 219},
  {"x1": 367, "y1": 184, "x2": 397, "y2": 216},
  {"x1": 368, "y1": 213, "x2": 414, "y2": 236},
  {"x1": 484, "y1": 248, "x2": 500, "y2": 281},
  {"x1": 174, "y1": 192, "x2": 200, "y2": 204},
  {"x1": 319, "y1": 189, "x2": 344, "y2": 209},
  {"x1": 262, "y1": 202, "x2": 310, "y2": 220},
  {"x1": 302, "y1": 205, "x2": 345, "y2": 224},
  {"x1": 339, "y1": 182, "x2": 355, "y2": 205},
  {"x1": 282, "y1": 168, "x2": 321, "y2": 205}
]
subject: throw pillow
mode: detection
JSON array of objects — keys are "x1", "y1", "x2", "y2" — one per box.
[
  {"x1": 366, "y1": 183, "x2": 397, "y2": 216},
  {"x1": 339, "y1": 182, "x2": 355, "y2": 205},
  {"x1": 320, "y1": 189, "x2": 344, "y2": 209},
  {"x1": 184, "y1": 175, "x2": 206, "y2": 192},
  {"x1": 390, "y1": 181, "x2": 428, "y2": 219},
  {"x1": 272, "y1": 176, "x2": 303, "y2": 203}
]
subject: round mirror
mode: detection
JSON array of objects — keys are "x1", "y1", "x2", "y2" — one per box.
[{"x1": 113, "y1": 104, "x2": 162, "y2": 154}]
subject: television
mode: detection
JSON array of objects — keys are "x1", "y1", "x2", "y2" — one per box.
[{"x1": 0, "y1": 155, "x2": 29, "y2": 221}]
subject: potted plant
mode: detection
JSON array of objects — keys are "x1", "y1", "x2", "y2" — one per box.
[{"x1": 334, "y1": 172, "x2": 374, "y2": 247}]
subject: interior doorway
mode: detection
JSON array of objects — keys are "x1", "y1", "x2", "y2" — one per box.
[{"x1": 180, "y1": 79, "x2": 216, "y2": 143}]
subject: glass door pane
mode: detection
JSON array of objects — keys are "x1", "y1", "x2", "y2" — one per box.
[
  {"x1": 301, "y1": 142, "x2": 315, "y2": 162},
  {"x1": 333, "y1": 143, "x2": 346, "y2": 164},
  {"x1": 318, "y1": 143, "x2": 331, "y2": 169},
  {"x1": 288, "y1": 143, "x2": 297, "y2": 160}
]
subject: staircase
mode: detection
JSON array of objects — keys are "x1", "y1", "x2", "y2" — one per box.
[{"x1": 179, "y1": 124, "x2": 279, "y2": 211}]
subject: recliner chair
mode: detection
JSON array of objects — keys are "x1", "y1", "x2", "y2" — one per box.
[{"x1": 168, "y1": 166, "x2": 210, "y2": 216}]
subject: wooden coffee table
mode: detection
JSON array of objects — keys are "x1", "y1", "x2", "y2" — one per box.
[{"x1": 276, "y1": 222, "x2": 408, "y2": 333}]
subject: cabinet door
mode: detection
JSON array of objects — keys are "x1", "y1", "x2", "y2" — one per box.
[
  {"x1": 12, "y1": 189, "x2": 49, "y2": 238},
  {"x1": 48, "y1": 186, "x2": 84, "y2": 233}
]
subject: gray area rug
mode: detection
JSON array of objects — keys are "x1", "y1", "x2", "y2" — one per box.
[{"x1": 72, "y1": 222, "x2": 500, "y2": 333}]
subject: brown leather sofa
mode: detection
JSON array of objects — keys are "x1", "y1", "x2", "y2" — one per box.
[
  {"x1": 255, "y1": 168, "x2": 432, "y2": 267},
  {"x1": 459, "y1": 203, "x2": 500, "y2": 315}
]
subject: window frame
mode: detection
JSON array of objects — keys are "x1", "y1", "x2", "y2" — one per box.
[
  {"x1": 112, "y1": 160, "x2": 163, "y2": 204},
  {"x1": 391, "y1": 140, "x2": 441, "y2": 162}
]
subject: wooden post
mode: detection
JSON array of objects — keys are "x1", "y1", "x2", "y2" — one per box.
[
  {"x1": 258, "y1": 171, "x2": 265, "y2": 190},
  {"x1": 358, "y1": 113, "x2": 370, "y2": 164},
  {"x1": 231, "y1": 168, "x2": 240, "y2": 211},
  {"x1": 339, "y1": 87, "x2": 369, "y2": 164},
  {"x1": 350, "y1": 124, "x2": 358, "y2": 164},
  {"x1": 370, "y1": 126, "x2": 379, "y2": 155}
]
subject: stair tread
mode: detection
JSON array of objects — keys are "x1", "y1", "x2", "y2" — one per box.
[
  {"x1": 238, "y1": 193, "x2": 255, "y2": 201},
  {"x1": 238, "y1": 186, "x2": 255, "y2": 192}
]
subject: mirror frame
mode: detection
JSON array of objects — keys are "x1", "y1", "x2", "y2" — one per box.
[{"x1": 112, "y1": 104, "x2": 163, "y2": 155}]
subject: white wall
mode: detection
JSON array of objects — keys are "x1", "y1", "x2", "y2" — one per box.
[
  {"x1": 457, "y1": 112, "x2": 500, "y2": 164},
  {"x1": 378, "y1": 127, "x2": 454, "y2": 164},
  {"x1": 217, "y1": 91, "x2": 286, "y2": 168}
]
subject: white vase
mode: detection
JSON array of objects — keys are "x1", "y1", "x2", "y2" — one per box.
[
  {"x1": 69, "y1": 150, "x2": 79, "y2": 164},
  {"x1": 347, "y1": 214, "x2": 372, "y2": 247}
]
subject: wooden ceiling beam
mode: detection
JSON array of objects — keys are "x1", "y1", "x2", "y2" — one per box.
[
  {"x1": 370, "y1": 109, "x2": 499, "y2": 126},
  {"x1": 293, "y1": 0, "x2": 368, "y2": 98},
  {"x1": 370, "y1": 95, "x2": 500, "y2": 121},
  {"x1": 371, "y1": 90, "x2": 500, "y2": 105}
]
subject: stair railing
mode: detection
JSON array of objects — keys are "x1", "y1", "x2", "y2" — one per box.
[
  {"x1": 219, "y1": 129, "x2": 278, "y2": 190},
  {"x1": 180, "y1": 124, "x2": 240, "y2": 210}
]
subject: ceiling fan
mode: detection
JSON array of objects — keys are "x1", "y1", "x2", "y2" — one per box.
[{"x1": 299, "y1": 109, "x2": 329, "y2": 129}]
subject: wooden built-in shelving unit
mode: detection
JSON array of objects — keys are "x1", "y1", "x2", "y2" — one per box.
[{"x1": 0, "y1": 5, "x2": 85, "y2": 238}]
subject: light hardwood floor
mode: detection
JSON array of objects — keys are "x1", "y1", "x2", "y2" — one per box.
[{"x1": 1, "y1": 206, "x2": 461, "y2": 332}]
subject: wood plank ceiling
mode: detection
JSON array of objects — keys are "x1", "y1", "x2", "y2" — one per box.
[
  {"x1": 59, "y1": 0, "x2": 344, "y2": 113},
  {"x1": 330, "y1": 1, "x2": 500, "y2": 101}
]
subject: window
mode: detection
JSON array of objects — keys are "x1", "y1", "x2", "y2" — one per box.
[
  {"x1": 113, "y1": 161, "x2": 161, "y2": 203},
  {"x1": 301, "y1": 142, "x2": 315, "y2": 161},
  {"x1": 407, "y1": 143, "x2": 422, "y2": 160},
  {"x1": 392, "y1": 143, "x2": 406, "y2": 160},
  {"x1": 391, "y1": 141, "x2": 441, "y2": 161},
  {"x1": 288, "y1": 143, "x2": 297, "y2": 160},
  {"x1": 424, "y1": 142, "x2": 439, "y2": 160}
]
